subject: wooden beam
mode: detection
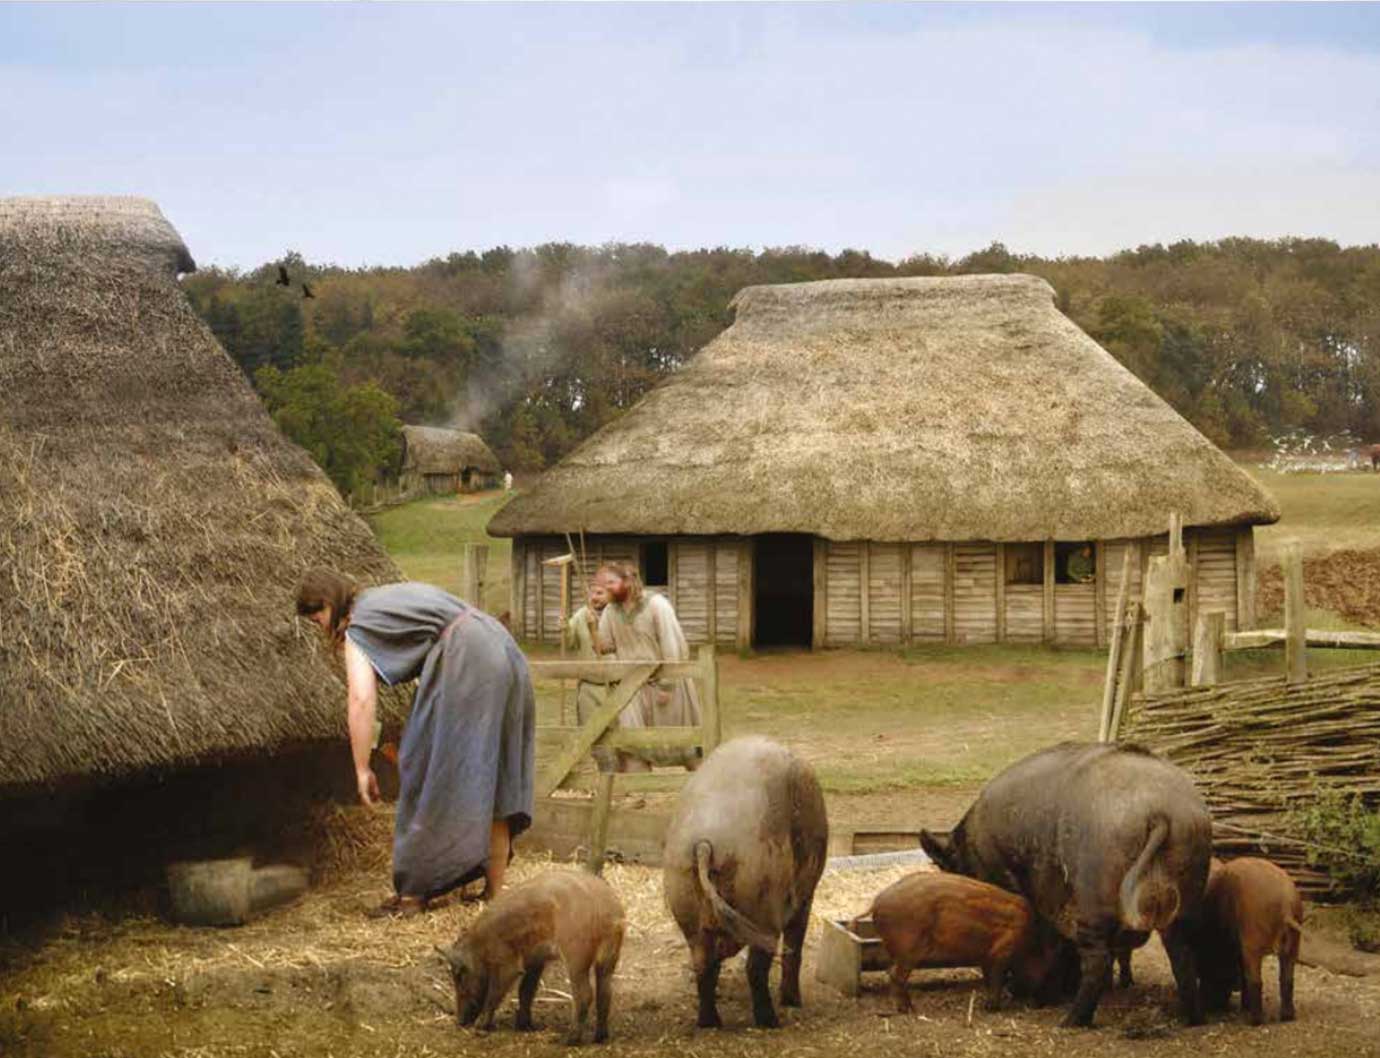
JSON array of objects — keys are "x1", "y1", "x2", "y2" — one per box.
[
  {"x1": 738, "y1": 538, "x2": 754, "y2": 650},
  {"x1": 1224, "y1": 628, "x2": 1380, "y2": 651},
  {"x1": 859, "y1": 541, "x2": 871, "y2": 645},
  {"x1": 511, "y1": 540, "x2": 526, "y2": 639},
  {"x1": 1093, "y1": 541, "x2": 1107, "y2": 648},
  {"x1": 812, "y1": 538, "x2": 828, "y2": 650},
  {"x1": 944, "y1": 543, "x2": 957, "y2": 645},
  {"x1": 536, "y1": 542, "x2": 547, "y2": 645},
  {"x1": 1098, "y1": 547, "x2": 1134, "y2": 741},
  {"x1": 667, "y1": 539, "x2": 679, "y2": 609},
  {"x1": 994, "y1": 542, "x2": 1006, "y2": 644},
  {"x1": 900, "y1": 543, "x2": 914, "y2": 645},
  {"x1": 1283, "y1": 539, "x2": 1307, "y2": 685},
  {"x1": 706, "y1": 541, "x2": 718, "y2": 646},
  {"x1": 699, "y1": 645, "x2": 721, "y2": 755},
  {"x1": 603, "y1": 727, "x2": 704, "y2": 751},
  {"x1": 1107, "y1": 604, "x2": 1142, "y2": 741},
  {"x1": 1042, "y1": 540, "x2": 1055, "y2": 644},
  {"x1": 1186, "y1": 529, "x2": 1200, "y2": 637},
  {"x1": 586, "y1": 772, "x2": 615, "y2": 876},
  {"x1": 1236, "y1": 527, "x2": 1257, "y2": 631},
  {"x1": 529, "y1": 659, "x2": 706, "y2": 682},
  {"x1": 1191, "y1": 610, "x2": 1225, "y2": 687}
]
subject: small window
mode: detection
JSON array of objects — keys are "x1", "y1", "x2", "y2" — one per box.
[
  {"x1": 642, "y1": 540, "x2": 669, "y2": 587},
  {"x1": 1055, "y1": 542, "x2": 1096, "y2": 585},
  {"x1": 1005, "y1": 543, "x2": 1043, "y2": 585}
]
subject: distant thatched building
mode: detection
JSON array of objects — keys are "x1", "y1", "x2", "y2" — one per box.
[
  {"x1": 0, "y1": 196, "x2": 401, "y2": 796},
  {"x1": 400, "y1": 425, "x2": 502, "y2": 494},
  {"x1": 489, "y1": 275, "x2": 1280, "y2": 650}
]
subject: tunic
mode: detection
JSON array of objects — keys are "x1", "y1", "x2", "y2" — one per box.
[
  {"x1": 597, "y1": 592, "x2": 702, "y2": 767},
  {"x1": 346, "y1": 583, "x2": 535, "y2": 899},
  {"x1": 1066, "y1": 550, "x2": 1095, "y2": 583},
  {"x1": 565, "y1": 604, "x2": 615, "y2": 772}
]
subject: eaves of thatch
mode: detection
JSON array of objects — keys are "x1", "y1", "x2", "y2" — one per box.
[
  {"x1": 401, "y1": 425, "x2": 501, "y2": 475},
  {"x1": 0, "y1": 196, "x2": 403, "y2": 794},
  {"x1": 489, "y1": 274, "x2": 1279, "y2": 542}
]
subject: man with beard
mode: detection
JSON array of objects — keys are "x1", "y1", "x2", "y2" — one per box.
[{"x1": 594, "y1": 561, "x2": 703, "y2": 772}]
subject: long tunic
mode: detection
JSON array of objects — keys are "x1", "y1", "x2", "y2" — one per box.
[
  {"x1": 346, "y1": 583, "x2": 535, "y2": 899},
  {"x1": 565, "y1": 604, "x2": 615, "y2": 772},
  {"x1": 597, "y1": 592, "x2": 702, "y2": 767}
]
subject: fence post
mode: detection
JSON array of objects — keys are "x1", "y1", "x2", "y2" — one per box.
[
  {"x1": 1284, "y1": 540, "x2": 1308, "y2": 685},
  {"x1": 462, "y1": 543, "x2": 489, "y2": 610},
  {"x1": 1142, "y1": 514, "x2": 1189, "y2": 693},
  {"x1": 1098, "y1": 548, "x2": 1134, "y2": 741},
  {"x1": 586, "y1": 772, "x2": 615, "y2": 877},
  {"x1": 1191, "y1": 610, "x2": 1225, "y2": 687},
  {"x1": 699, "y1": 645, "x2": 721, "y2": 756}
]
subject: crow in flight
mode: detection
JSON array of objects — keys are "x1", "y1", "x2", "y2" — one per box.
[
  {"x1": 302, "y1": 282, "x2": 315, "y2": 300},
  {"x1": 276, "y1": 265, "x2": 291, "y2": 286}
]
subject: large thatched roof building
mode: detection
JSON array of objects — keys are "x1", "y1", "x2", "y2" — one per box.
[
  {"x1": 0, "y1": 196, "x2": 401, "y2": 796},
  {"x1": 489, "y1": 275, "x2": 1280, "y2": 649},
  {"x1": 400, "y1": 424, "x2": 501, "y2": 494}
]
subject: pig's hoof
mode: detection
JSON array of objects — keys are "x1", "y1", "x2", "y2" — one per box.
[
  {"x1": 696, "y1": 1014, "x2": 722, "y2": 1030},
  {"x1": 753, "y1": 1012, "x2": 781, "y2": 1030}
]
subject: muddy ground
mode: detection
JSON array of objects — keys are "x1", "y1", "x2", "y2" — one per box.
[
  {"x1": 1258, "y1": 546, "x2": 1380, "y2": 629},
  {"x1": 4, "y1": 847, "x2": 1380, "y2": 1058}
]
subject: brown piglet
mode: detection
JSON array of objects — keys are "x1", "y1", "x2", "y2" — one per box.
[
  {"x1": 1195, "y1": 857, "x2": 1304, "y2": 1024},
  {"x1": 437, "y1": 870, "x2": 625, "y2": 1045},
  {"x1": 864, "y1": 872, "x2": 1057, "y2": 1013}
]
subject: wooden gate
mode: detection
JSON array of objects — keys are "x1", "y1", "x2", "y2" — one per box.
[{"x1": 529, "y1": 645, "x2": 721, "y2": 873}]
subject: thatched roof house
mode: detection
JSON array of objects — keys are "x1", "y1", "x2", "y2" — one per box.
[
  {"x1": 400, "y1": 425, "x2": 502, "y2": 494},
  {"x1": 490, "y1": 275, "x2": 1280, "y2": 649},
  {"x1": 0, "y1": 196, "x2": 401, "y2": 795}
]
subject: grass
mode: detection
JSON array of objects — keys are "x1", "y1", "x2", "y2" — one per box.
[{"x1": 1242, "y1": 463, "x2": 1380, "y2": 563}]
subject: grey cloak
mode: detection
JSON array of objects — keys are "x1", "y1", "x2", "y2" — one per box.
[{"x1": 346, "y1": 583, "x2": 535, "y2": 899}]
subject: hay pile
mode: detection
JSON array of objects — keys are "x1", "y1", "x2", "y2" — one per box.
[
  {"x1": 0, "y1": 196, "x2": 403, "y2": 794},
  {"x1": 490, "y1": 275, "x2": 1278, "y2": 543}
]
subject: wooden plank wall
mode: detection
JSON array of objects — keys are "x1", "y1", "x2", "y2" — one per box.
[
  {"x1": 825, "y1": 542, "x2": 863, "y2": 646},
  {"x1": 1194, "y1": 526, "x2": 1241, "y2": 633},
  {"x1": 910, "y1": 545, "x2": 946, "y2": 642},
  {"x1": 672, "y1": 540, "x2": 710, "y2": 642},
  {"x1": 1053, "y1": 585, "x2": 1097, "y2": 645},
  {"x1": 713, "y1": 541, "x2": 740, "y2": 647},
  {"x1": 867, "y1": 543, "x2": 904, "y2": 644},
  {"x1": 953, "y1": 544, "x2": 998, "y2": 644},
  {"x1": 1004, "y1": 586, "x2": 1043, "y2": 644}
]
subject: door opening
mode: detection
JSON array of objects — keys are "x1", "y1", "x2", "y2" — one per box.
[{"x1": 753, "y1": 534, "x2": 814, "y2": 648}]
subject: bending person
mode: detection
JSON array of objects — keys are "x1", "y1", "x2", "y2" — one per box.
[
  {"x1": 595, "y1": 561, "x2": 703, "y2": 772},
  {"x1": 296, "y1": 569, "x2": 535, "y2": 916}
]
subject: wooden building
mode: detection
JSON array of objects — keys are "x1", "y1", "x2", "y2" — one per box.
[
  {"x1": 488, "y1": 275, "x2": 1279, "y2": 650},
  {"x1": 400, "y1": 425, "x2": 502, "y2": 494}
]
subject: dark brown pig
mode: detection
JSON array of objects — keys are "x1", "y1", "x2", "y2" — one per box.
[
  {"x1": 1195, "y1": 857, "x2": 1304, "y2": 1024},
  {"x1": 920, "y1": 742, "x2": 1212, "y2": 1028},
  {"x1": 864, "y1": 872, "x2": 1059, "y2": 1013},
  {"x1": 663, "y1": 736, "x2": 828, "y2": 1029},
  {"x1": 437, "y1": 870, "x2": 625, "y2": 1045}
]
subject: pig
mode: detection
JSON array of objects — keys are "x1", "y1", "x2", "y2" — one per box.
[
  {"x1": 1195, "y1": 857, "x2": 1304, "y2": 1024},
  {"x1": 663, "y1": 736, "x2": 828, "y2": 1029},
  {"x1": 437, "y1": 869, "x2": 625, "y2": 1045},
  {"x1": 920, "y1": 741, "x2": 1213, "y2": 1027},
  {"x1": 864, "y1": 872, "x2": 1059, "y2": 1013}
]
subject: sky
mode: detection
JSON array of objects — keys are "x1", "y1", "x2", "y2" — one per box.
[{"x1": 3, "y1": 2, "x2": 1379, "y2": 269}]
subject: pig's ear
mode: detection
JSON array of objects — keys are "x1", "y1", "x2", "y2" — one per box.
[{"x1": 920, "y1": 829, "x2": 955, "y2": 871}]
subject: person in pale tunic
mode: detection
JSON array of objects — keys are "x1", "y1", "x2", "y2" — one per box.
[
  {"x1": 595, "y1": 562, "x2": 702, "y2": 771},
  {"x1": 564, "y1": 579, "x2": 622, "y2": 773}
]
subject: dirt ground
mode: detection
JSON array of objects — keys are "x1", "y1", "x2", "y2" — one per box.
[
  {"x1": 1258, "y1": 547, "x2": 1380, "y2": 629},
  {"x1": 4, "y1": 848, "x2": 1380, "y2": 1058}
]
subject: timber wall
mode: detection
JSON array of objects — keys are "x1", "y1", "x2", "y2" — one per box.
[{"x1": 510, "y1": 526, "x2": 1256, "y2": 649}]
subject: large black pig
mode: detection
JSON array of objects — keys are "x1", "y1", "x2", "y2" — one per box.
[
  {"x1": 663, "y1": 736, "x2": 828, "y2": 1029},
  {"x1": 920, "y1": 741, "x2": 1212, "y2": 1028}
]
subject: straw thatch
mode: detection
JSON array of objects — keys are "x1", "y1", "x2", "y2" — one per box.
[
  {"x1": 400, "y1": 425, "x2": 501, "y2": 476},
  {"x1": 0, "y1": 196, "x2": 403, "y2": 794},
  {"x1": 490, "y1": 275, "x2": 1279, "y2": 541}
]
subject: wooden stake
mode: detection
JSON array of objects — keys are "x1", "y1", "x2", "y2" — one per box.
[
  {"x1": 1042, "y1": 540, "x2": 1055, "y2": 644},
  {"x1": 1098, "y1": 548, "x2": 1133, "y2": 741},
  {"x1": 1284, "y1": 539, "x2": 1308, "y2": 685},
  {"x1": 699, "y1": 645, "x2": 721, "y2": 755},
  {"x1": 587, "y1": 772, "x2": 616, "y2": 877},
  {"x1": 1191, "y1": 610, "x2": 1225, "y2": 688},
  {"x1": 812, "y1": 538, "x2": 828, "y2": 649},
  {"x1": 994, "y1": 542, "x2": 1006, "y2": 645},
  {"x1": 1108, "y1": 603, "x2": 1142, "y2": 741}
]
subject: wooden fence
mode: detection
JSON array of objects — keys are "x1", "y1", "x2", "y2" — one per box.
[
  {"x1": 1109, "y1": 525, "x2": 1380, "y2": 894},
  {"x1": 529, "y1": 647, "x2": 721, "y2": 874}
]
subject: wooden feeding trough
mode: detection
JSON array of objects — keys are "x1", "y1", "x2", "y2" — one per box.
[{"x1": 815, "y1": 916, "x2": 891, "y2": 996}]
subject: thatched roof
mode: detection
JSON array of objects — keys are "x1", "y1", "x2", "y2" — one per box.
[
  {"x1": 490, "y1": 275, "x2": 1279, "y2": 541},
  {"x1": 0, "y1": 196, "x2": 403, "y2": 794},
  {"x1": 401, "y1": 425, "x2": 501, "y2": 475}
]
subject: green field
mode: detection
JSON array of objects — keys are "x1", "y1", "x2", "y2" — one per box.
[{"x1": 368, "y1": 471, "x2": 1376, "y2": 805}]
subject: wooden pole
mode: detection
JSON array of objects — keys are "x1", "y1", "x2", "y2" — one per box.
[
  {"x1": 1042, "y1": 539, "x2": 1056, "y2": 644},
  {"x1": 1093, "y1": 541, "x2": 1107, "y2": 648},
  {"x1": 1108, "y1": 603, "x2": 1142, "y2": 741},
  {"x1": 462, "y1": 543, "x2": 490, "y2": 610},
  {"x1": 900, "y1": 544, "x2": 914, "y2": 646},
  {"x1": 698, "y1": 645, "x2": 721, "y2": 755},
  {"x1": 1284, "y1": 539, "x2": 1308, "y2": 685},
  {"x1": 994, "y1": 543, "x2": 1006, "y2": 645},
  {"x1": 706, "y1": 542, "x2": 718, "y2": 646},
  {"x1": 586, "y1": 772, "x2": 616, "y2": 877},
  {"x1": 1191, "y1": 610, "x2": 1225, "y2": 687},
  {"x1": 1098, "y1": 548, "x2": 1133, "y2": 741},
  {"x1": 944, "y1": 544, "x2": 957, "y2": 645},
  {"x1": 1142, "y1": 515, "x2": 1190, "y2": 694},
  {"x1": 738, "y1": 539, "x2": 754, "y2": 650},
  {"x1": 859, "y1": 542, "x2": 871, "y2": 645},
  {"x1": 812, "y1": 538, "x2": 828, "y2": 649},
  {"x1": 1235, "y1": 527, "x2": 1257, "y2": 631},
  {"x1": 511, "y1": 542, "x2": 526, "y2": 639}
]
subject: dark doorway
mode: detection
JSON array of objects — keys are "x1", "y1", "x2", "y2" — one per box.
[
  {"x1": 642, "y1": 540, "x2": 669, "y2": 588},
  {"x1": 753, "y1": 534, "x2": 814, "y2": 648}
]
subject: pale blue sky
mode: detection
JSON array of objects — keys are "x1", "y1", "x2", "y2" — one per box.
[{"x1": 3, "y1": 3, "x2": 1378, "y2": 268}]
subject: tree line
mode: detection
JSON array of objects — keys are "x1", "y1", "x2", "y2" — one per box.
[{"x1": 181, "y1": 238, "x2": 1380, "y2": 495}]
